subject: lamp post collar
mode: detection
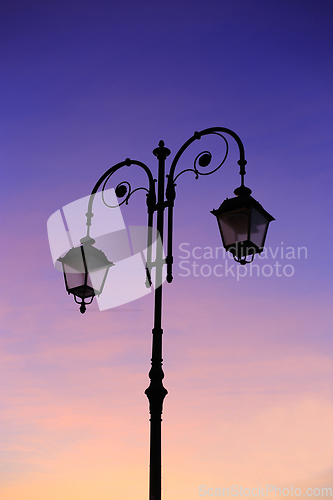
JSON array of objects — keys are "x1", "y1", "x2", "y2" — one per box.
[
  {"x1": 153, "y1": 140, "x2": 171, "y2": 159},
  {"x1": 79, "y1": 235, "x2": 96, "y2": 245},
  {"x1": 233, "y1": 184, "x2": 252, "y2": 196}
]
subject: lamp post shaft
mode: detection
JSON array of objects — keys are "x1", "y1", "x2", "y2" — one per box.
[{"x1": 145, "y1": 141, "x2": 170, "y2": 500}]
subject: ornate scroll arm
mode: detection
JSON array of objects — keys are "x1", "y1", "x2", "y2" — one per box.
[
  {"x1": 81, "y1": 158, "x2": 156, "y2": 240},
  {"x1": 81, "y1": 158, "x2": 156, "y2": 288},
  {"x1": 167, "y1": 127, "x2": 247, "y2": 186},
  {"x1": 165, "y1": 126, "x2": 248, "y2": 283}
]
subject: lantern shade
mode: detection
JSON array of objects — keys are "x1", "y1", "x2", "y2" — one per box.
[
  {"x1": 211, "y1": 186, "x2": 274, "y2": 263},
  {"x1": 58, "y1": 240, "x2": 114, "y2": 300}
]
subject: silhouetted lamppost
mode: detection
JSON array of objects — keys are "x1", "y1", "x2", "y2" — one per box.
[{"x1": 58, "y1": 127, "x2": 274, "y2": 500}]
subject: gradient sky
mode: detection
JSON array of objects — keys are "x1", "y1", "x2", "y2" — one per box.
[{"x1": 1, "y1": 1, "x2": 333, "y2": 499}]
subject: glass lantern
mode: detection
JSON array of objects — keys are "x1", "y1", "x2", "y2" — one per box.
[
  {"x1": 58, "y1": 238, "x2": 114, "y2": 313},
  {"x1": 211, "y1": 185, "x2": 274, "y2": 264}
]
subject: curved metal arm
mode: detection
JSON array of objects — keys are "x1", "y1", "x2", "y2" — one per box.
[
  {"x1": 82, "y1": 158, "x2": 156, "y2": 238},
  {"x1": 165, "y1": 127, "x2": 248, "y2": 283},
  {"x1": 168, "y1": 127, "x2": 247, "y2": 186},
  {"x1": 81, "y1": 158, "x2": 156, "y2": 288}
]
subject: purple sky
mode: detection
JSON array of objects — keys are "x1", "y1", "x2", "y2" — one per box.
[{"x1": 1, "y1": 1, "x2": 333, "y2": 499}]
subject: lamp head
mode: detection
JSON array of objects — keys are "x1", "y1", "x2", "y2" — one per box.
[
  {"x1": 211, "y1": 185, "x2": 275, "y2": 265},
  {"x1": 58, "y1": 239, "x2": 114, "y2": 313}
]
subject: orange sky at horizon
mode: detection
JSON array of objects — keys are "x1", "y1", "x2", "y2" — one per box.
[{"x1": 1, "y1": 275, "x2": 332, "y2": 499}]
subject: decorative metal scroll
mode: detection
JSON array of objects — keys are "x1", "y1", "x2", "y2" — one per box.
[
  {"x1": 81, "y1": 159, "x2": 156, "y2": 291},
  {"x1": 173, "y1": 132, "x2": 229, "y2": 182},
  {"x1": 101, "y1": 176, "x2": 151, "y2": 209}
]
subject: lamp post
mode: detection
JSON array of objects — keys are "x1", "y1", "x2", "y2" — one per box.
[{"x1": 58, "y1": 127, "x2": 274, "y2": 500}]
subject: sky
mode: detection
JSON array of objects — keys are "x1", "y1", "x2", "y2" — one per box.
[{"x1": 1, "y1": 0, "x2": 333, "y2": 499}]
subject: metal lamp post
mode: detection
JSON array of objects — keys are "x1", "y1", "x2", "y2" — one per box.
[{"x1": 58, "y1": 127, "x2": 274, "y2": 500}]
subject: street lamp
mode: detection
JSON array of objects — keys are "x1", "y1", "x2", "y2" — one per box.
[
  {"x1": 58, "y1": 236, "x2": 114, "y2": 313},
  {"x1": 57, "y1": 127, "x2": 274, "y2": 500},
  {"x1": 211, "y1": 184, "x2": 275, "y2": 265}
]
